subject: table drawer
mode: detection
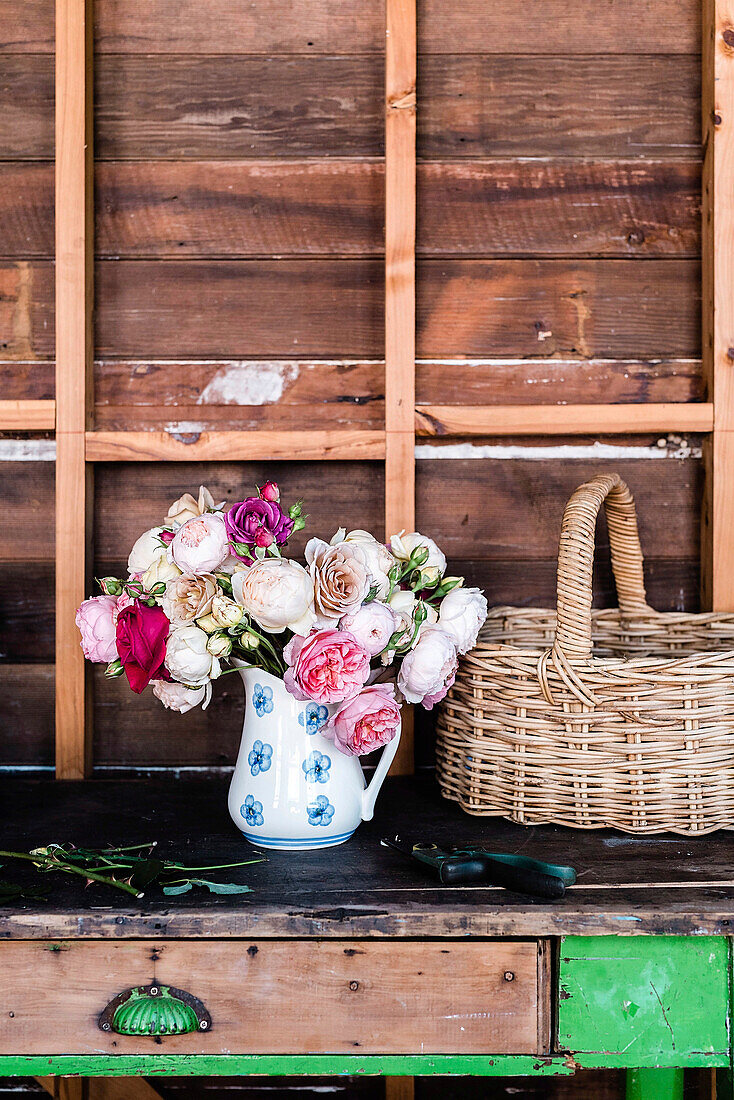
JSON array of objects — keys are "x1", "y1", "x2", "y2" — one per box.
[{"x1": 0, "y1": 939, "x2": 548, "y2": 1056}]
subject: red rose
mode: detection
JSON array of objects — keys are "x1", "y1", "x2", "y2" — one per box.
[{"x1": 115, "y1": 601, "x2": 171, "y2": 694}]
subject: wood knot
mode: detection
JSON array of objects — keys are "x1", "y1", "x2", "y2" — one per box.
[
  {"x1": 723, "y1": 27, "x2": 734, "y2": 48},
  {"x1": 388, "y1": 89, "x2": 417, "y2": 111}
]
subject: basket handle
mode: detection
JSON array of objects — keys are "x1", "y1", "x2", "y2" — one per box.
[{"x1": 554, "y1": 473, "x2": 649, "y2": 662}]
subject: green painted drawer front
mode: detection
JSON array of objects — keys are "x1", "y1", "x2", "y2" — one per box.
[{"x1": 558, "y1": 936, "x2": 730, "y2": 1062}]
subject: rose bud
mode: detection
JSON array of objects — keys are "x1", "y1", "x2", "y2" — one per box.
[
  {"x1": 259, "y1": 480, "x2": 280, "y2": 503},
  {"x1": 210, "y1": 594, "x2": 243, "y2": 629},
  {"x1": 207, "y1": 632, "x2": 233, "y2": 658},
  {"x1": 196, "y1": 613, "x2": 219, "y2": 634},
  {"x1": 254, "y1": 527, "x2": 275, "y2": 548}
]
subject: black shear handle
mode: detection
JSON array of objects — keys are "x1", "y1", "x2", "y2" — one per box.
[{"x1": 438, "y1": 854, "x2": 566, "y2": 899}]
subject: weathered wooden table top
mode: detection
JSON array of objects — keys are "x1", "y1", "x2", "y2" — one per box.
[{"x1": 1, "y1": 776, "x2": 732, "y2": 939}]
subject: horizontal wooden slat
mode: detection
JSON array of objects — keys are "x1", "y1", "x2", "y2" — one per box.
[
  {"x1": 416, "y1": 359, "x2": 704, "y2": 406},
  {"x1": 415, "y1": 451, "x2": 703, "y2": 561},
  {"x1": 0, "y1": 563, "x2": 54, "y2": 661},
  {"x1": 0, "y1": 259, "x2": 701, "y2": 360},
  {"x1": 418, "y1": 161, "x2": 700, "y2": 258},
  {"x1": 416, "y1": 403, "x2": 713, "y2": 436},
  {"x1": 0, "y1": 399, "x2": 54, "y2": 429},
  {"x1": 0, "y1": 358, "x2": 706, "y2": 410},
  {"x1": 0, "y1": 664, "x2": 53, "y2": 767},
  {"x1": 419, "y1": 56, "x2": 700, "y2": 159},
  {"x1": 0, "y1": 57, "x2": 54, "y2": 158},
  {"x1": 94, "y1": 57, "x2": 383, "y2": 160},
  {"x1": 3, "y1": 55, "x2": 699, "y2": 161},
  {"x1": 0, "y1": 161, "x2": 700, "y2": 260},
  {"x1": 86, "y1": 429, "x2": 386, "y2": 461},
  {"x1": 0, "y1": 0, "x2": 700, "y2": 54}
]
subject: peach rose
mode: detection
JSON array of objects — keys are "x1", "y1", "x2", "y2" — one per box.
[
  {"x1": 162, "y1": 572, "x2": 218, "y2": 626},
  {"x1": 305, "y1": 538, "x2": 370, "y2": 626},
  {"x1": 165, "y1": 485, "x2": 221, "y2": 527}
]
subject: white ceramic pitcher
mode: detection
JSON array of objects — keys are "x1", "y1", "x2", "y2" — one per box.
[{"x1": 228, "y1": 666, "x2": 401, "y2": 850}]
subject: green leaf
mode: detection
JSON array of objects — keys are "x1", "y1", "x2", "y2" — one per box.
[
  {"x1": 188, "y1": 878, "x2": 253, "y2": 895},
  {"x1": 163, "y1": 881, "x2": 193, "y2": 896},
  {"x1": 0, "y1": 879, "x2": 48, "y2": 904},
  {"x1": 130, "y1": 859, "x2": 166, "y2": 891}
]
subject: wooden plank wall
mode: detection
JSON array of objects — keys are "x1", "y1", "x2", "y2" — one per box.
[{"x1": 0, "y1": 0, "x2": 703, "y2": 785}]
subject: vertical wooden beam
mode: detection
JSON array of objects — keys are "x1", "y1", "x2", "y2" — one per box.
[
  {"x1": 702, "y1": 0, "x2": 734, "y2": 610},
  {"x1": 55, "y1": 0, "x2": 94, "y2": 777},
  {"x1": 385, "y1": 0, "x2": 417, "y2": 777}
]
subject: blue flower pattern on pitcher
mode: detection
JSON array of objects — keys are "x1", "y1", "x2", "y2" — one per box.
[
  {"x1": 241, "y1": 794, "x2": 264, "y2": 828},
  {"x1": 306, "y1": 794, "x2": 335, "y2": 827},
  {"x1": 302, "y1": 749, "x2": 331, "y2": 784},
  {"x1": 248, "y1": 739, "x2": 273, "y2": 776},
  {"x1": 252, "y1": 683, "x2": 274, "y2": 717},
  {"x1": 298, "y1": 701, "x2": 329, "y2": 735}
]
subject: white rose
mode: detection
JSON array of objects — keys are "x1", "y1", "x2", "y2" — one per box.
[
  {"x1": 341, "y1": 601, "x2": 397, "y2": 657},
  {"x1": 389, "y1": 589, "x2": 438, "y2": 641},
  {"x1": 171, "y1": 513, "x2": 229, "y2": 574},
  {"x1": 331, "y1": 528, "x2": 395, "y2": 599},
  {"x1": 390, "y1": 531, "x2": 447, "y2": 577},
  {"x1": 128, "y1": 527, "x2": 168, "y2": 575},
  {"x1": 142, "y1": 554, "x2": 182, "y2": 591},
  {"x1": 232, "y1": 557, "x2": 316, "y2": 635},
  {"x1": 438, "y1": 586, "x2": 488, "y2": 655},
  {"x1": 397, "y1": 626, "x2": 458, "y2": 708},
  {"x1": 165, "y1": 625, "x2": 221, "y2": 686},
  {"x1": 152, "y1": 679, "x2": 207, "y2": 713}
]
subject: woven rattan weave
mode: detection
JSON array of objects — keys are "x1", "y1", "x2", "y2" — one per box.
[{"x1": 436, "y1": 473, "x2": 734, "y2": 834}]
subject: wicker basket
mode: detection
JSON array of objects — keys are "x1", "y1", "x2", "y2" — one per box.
[{"x1": 436, "y1": 473, "x2": 734, "y2": 834}]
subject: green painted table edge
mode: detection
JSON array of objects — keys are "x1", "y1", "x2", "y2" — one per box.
[{"x1": 0, "y1": 1053, "x2": 729, "y2": 1078}]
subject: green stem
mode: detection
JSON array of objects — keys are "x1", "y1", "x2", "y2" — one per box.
[{"x1": 0, "y1": 851, "x2": 143, "y2": 899}]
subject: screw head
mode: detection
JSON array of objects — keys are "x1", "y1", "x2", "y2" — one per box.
[
  {"x1": 149, "y1": 986, "x2": 159, "y2": 996},
  {"x1": 200, "y1": 1020, "x2": 209, "y2": 1030},
  {"x1": 503, "y1": 971, "x2": 515, "y2": 982},
  {"x1": 349, "y1": 980, "x2": 360, "y2": 991}
]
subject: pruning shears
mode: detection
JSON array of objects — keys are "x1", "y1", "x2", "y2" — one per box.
[{"x1": 381, "y1": 837, "x2": 577, "y2": 900}]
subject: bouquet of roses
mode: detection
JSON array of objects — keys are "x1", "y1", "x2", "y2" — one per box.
[{"x1": 76, "y1": 481, "x2": 487, "y2": 758}]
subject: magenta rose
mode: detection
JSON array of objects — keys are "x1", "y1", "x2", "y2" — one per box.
[
  {"x1": 225, "y1": 497, "x2": 294, "y2": 557},
  {"x1": 326, "y1": 684, "x2": 401, "y2": 757},
  {"x1": 284, "y1": 629, "x2": 370, "y2": 705},
  {"x1": 115, "y1": 600, "x2": 171, "y2": 694},
  {"x1": 76, "y1": 595, "x2": 118, "y2": 663}
]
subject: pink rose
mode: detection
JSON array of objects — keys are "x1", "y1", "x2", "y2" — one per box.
[
  {"x1": 284, "y1": 629, "x2": 370, "y2": 705},
  {"x1": 76, "y1": 595, "x2": 118, "y2": 663},
  {"x1": 397, "y1": 625, "x2": 458, "y2": 709},
  {"x1": 259, "y1": 480, "x2": 280, "y2": 502},
  {"x1": 327, "y1": 684, "x2": 401, "y2": 757},
  {"x1": 340, "y1": 601, "x2": 397, "y2": 657},
  {"x1": 171, "y1": 513, "x2": 229, "y2": 573}
]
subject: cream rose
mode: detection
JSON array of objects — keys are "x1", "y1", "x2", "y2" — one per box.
[
  {"x1": 162, "y1": 572, "x2": 218, "y2": 626},
  {"x1": 128, "y1": 527, "x2": 168, "y2": 575},
  {"x1": 165, "y1": 625, "x2": 221, "y2": 686},
  {"x1": 142, "y1": 554, "x2": 182, "y2": 592},
  {"x1": 390, "y1": 531, "x2": 447, "y2": 578},
  {"x1": 306, "y1": 538, "x2": 370, "y2": 625},
  {"x1": 232, "y1": 557, "x2": 316, "y2": 635},
  {"x1": 330, "y1": 528, "x2": 395, "y2": 599},
  {"x1": 165, "y1": 485, "x2": 222, "y2": 527}
]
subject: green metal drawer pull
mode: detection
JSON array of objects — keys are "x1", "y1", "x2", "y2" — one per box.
[{"x1": 98, "y1": 984, "x2": 212, "y2": 1037}]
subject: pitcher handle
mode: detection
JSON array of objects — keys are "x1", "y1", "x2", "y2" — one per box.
[{"x1": 361, "y1": 722, "x2": 402, "y2": 822}]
